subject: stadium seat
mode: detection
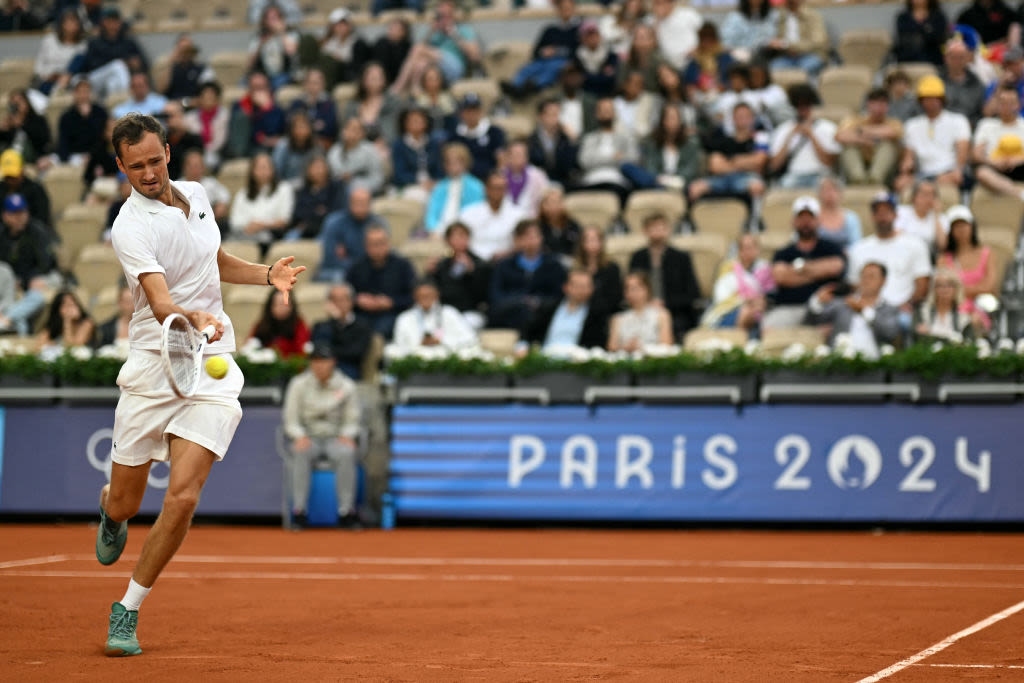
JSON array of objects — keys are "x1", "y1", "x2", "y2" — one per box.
[
  {"x1": 399, "y1": 238, "x2": 447, "y2": 275},
  {"x1": 971, "y1": 187, "x2": 1024, "y2": 234},
  {"x1": 690, "y1": 198, "x2": 748, "y2": 243},
  {"x1": 491, "y1": 114, "x2": 534, "y2": 141},
  {"x1": 0, "y1": 58, "x2": 34, "y2": 95},
  {"x1": 563, "y1": 191, "x2": 620, "y2": 232},
  {"x1": 622, "y1": 190, "x2": 686, "y2": 234},
  {"x1": 761, "y1": 188, "x2": 805, "y2": 236},
  {"x1": 757, "y1": 230, "x2": 792, "y2": 261},
  {"x1": 275, "y1": 84, "x2": 305, "y2": 109},
  {"x1": 361, "y1": 332, "x2": 385, "y2": 383},
  {"x1": 224, "y1": 286, "x2": 270, "y2": 340},
  {"x1": 210, "y1": 51, "x2": 250, "y2": 90},
  {"x1": 74, "y1": 243, "x2": 123, "y2": 296},
  {"x1": 450, "y1": 78, "x2": 501, "y2": 113},
  {"x1": 292, "y1": 282, "x2": 330, "y2": 326},
  {"x1": 221, "y1": 240, "x2": 261, "y2": 265},
  {"x1": 978, "y1": 225, "x2": 1018, "y2": 256},
  {"x1": 372, "y1": 196, "x2": 425, "y2": 247},
  {"x1": 478, "y1": 328, "x2": 519, "y2": 358},
  {"x1": 43, "y1": 165, "x2": 86, "y2": 218},
  {"x1": 605, "y1": 233, "x2": 647, "y2": 274},
  {"x1": 884, "y1": 62, "x2": 937, "y2": 85},
  {"x1": 813, "y1": 104, "x2": 853, "y2": 126},
  {"x1": 217, "y1": 158, "x2": 251, "y2": 199},
  {"x1": 683, "y1": 327, "x2": 749, "y2": 351},
  {"x1": 221, "y1": 85, "x2": 247, "y2": 108},
  {"x1": 45, "y1": 91, "x2": 74, "y2": 138},
  {"x1": 483, "y1": 42, "x2": 534, "y2": 83},
  {"x1": 838, "y1": 29, "x2": 892, "y2": 71},
  {"x1": 266, "y1": 240, "x2": 323, "y2": 271},
  {"x1": 671, "y1": 233, "x2": 729, "y2": 298},
  {"x1": 333, "y1": 83, "x2": 357, "y2": 111},
  {"x1": 105, "y1": 91, "x2": 129, "y2": 114},
  {"x1": 842, "y1": 184, "x2": 887, "y2": 237},
  {"x1": 761, "y1": 326, "x2": 826, "y2": 356},
  {"x1": 89, "y1": 285, "x2": 120, "y2": 326},
  {"x1": 56, "y1": 203, "x2": 107, "y2": 269},
  {"x1": 819, "y1": 66, "x2": 873, "y2": 112},
  {"x1": 130, "y1": 0, "x2": 187, "y2": 31},
  {"x1": 771, "y1": 68, "x2": 808, "y2": 90}
]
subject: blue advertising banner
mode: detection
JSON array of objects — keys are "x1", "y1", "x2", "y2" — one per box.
[
  {"x1": 0, "y1": 405, "x2": 284, "y2": 515},
  {"x1": 391, "y1": 404, "x2": 1022, "y2": 522}
]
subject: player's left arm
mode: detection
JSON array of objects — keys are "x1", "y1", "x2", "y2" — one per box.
[{"x1": 217, "y1": 248, "x2": 307, "y2": 303}]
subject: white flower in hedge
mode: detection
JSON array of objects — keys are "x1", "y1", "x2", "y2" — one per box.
[
  {"x1": 245, "y1": 347, "x2": 278, "y2": 364},
  {"x1": 781, "y1": 343, "x2": 807, "y2": 362},
  {"x1": 38, "y1": 345, "x2": 62, "y2": 362},
  {"x1": 880, "y1": 344, "x2": 895, "y2": 357},
  {"x1": 743, "y1": 339, "x2": 762, "y2": 357},
  {"x1": 813, "y1": 344, "x2": 831, "y2": 358},
  {"x1": 930, "y1": 341, "x2": 945, "y2": 352},
  {"x1": 643, "y1": 343, "x2": 680, "y2": 358},
  {"x1": 976, "y1": 344, "x2": 992, "y2": 359},
  {"x1": 840, "y1": 346, "x2": 859, "y2": 359},
  {"x1": 240, "y1": 336, "x2": 263, "y2": 353},
  {"x1": 69, "y1": 345, "x2": 94, "y2": 361},
  {"x1": 0, "y1": 339, "x2": 12, "y2": 357},
  {"x1": 382, "y1": 344, "x2": 405, "y2": 362},
  {"x1": 96, "y1": 344, "x2": 124, "y2": 359},
  {"x1": 833, "y1": 332, "x2": 853, "y2": 352},
  {"x1": 997, "y1": 337, "x2": 1015, "y2": 352},
  {"x1": 1016, "y1": 338, "x2": 1024, "y2": 355}
]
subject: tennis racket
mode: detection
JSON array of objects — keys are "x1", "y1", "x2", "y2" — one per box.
[{"x1": 160, "y1": 313, "x2": 217, "y2": 398}]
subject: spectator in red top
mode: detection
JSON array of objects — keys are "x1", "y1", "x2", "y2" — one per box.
[
  {"x1": 249, "y1": 289, "x2": 311, "y2": 358},
  {"x1": 230, "y1": 71, "x2": 286, "y2": 157}
]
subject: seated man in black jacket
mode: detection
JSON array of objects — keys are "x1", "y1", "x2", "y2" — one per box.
[
  {"x1": 523, "y1": 268, "x2": 608, "y2": 352},
  {"x1": 628, "y1": 212, "x2": 700, "y2": 339},
  {"x1": 489, "y1": 218, "x2": 567, "y2": 332},
  {"x1": 347, "y1": 225, "x2": 416, "y2": 339},
  {"x1": 428, "y1": 221, "x2": 491, "y2": 329},
  {"x1": 310, "y1": 283, "x2": 374, "y2": 379}
]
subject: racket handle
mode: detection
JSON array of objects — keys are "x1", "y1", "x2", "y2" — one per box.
[{"x1": 200, "y1": 324, "x2": 217, "y2": 342}]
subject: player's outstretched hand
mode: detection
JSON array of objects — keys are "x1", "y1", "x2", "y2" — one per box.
[{"x1": 269, "y1": 256, "x2": 308, "y2": 304}]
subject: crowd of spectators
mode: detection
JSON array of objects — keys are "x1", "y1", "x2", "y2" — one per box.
[{"x1": 2, "y1": 0, "x2": 1024, "y2": 367}]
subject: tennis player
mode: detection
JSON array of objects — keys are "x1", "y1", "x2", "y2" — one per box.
[{"x1": 97, "y1": 113, "x2": 305, "y2": 656}]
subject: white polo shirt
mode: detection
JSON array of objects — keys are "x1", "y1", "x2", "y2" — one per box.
[
  {"x1": 903, "y1": 110, "x2": 971, "y2": 177},
  {"x1": 459, "y1": 198, "x2": 525, "y2": 261},
  {"x1": 770, "y1": 118, "x2": 841, "y2": 176},
  {"x1": 847, "y1": 232, "x2": 932, "y2": 307},
  {"x1": 111, "y1": 180, "x2": 236, "y2": 354},
  {"x1": 972, "y1": 116, "x2": 1024, "y2": 159}
]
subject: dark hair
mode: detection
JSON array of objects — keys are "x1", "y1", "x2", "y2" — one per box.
[
  {"x1": 247, "y1": 152, "x2": 278, "y2": 200},
  {"x1": 514, "y1": 218, "x2": 541, "y2": 238},
  {"x1": 697, "y1": 22, "x2": 719, "y2": 42},
  {"x1": 626, "y1": 270, "x2": 653, "y2": 296},
  {"x1": 787, "y1": 83, "x2": 821, "y2": 108},
  {"x1": 198, "y1": 80, "x2": 222, "y2": 98},
  {"x1": 739, "y1": 0, "x2": 771, "y2": 19},
  {"x1": 399, "y1": 106, "x2": 429, "y2": 133},
  {"x1": 57, "y1": 8, "x2": 84, "y2": 43},
  {"x1": 573, "y1": 225, "x2": 609, "y2": 269},
  {"x1": 885, "y1": 70, "x2": 910, "y2": 87},
  {"x1": 748, "y1": 61, "x2": 771, "y2": 87},
  {"x1": 732, "y1": 101, "x2": 756, "y2": 117},
  {"x1": 866, "y1": 87, "x2": 889, "y2": 102},
  {"x1": 727, "y1": 63, "x2": 751, "y2": 87},
  {"x1": 357, "y1": 61, "x2": 387, "y2": 100},
  {"x1": 303, "y1": 153, "x2": 329, "y2": 186},
  {"x1": 643, "y1": 212, "x2": 668, "y2": 229},
  {"x1": 652, "y1": 104, "x2": 688, "y2": 148},
  {"x1": 286, "y1": 110, "x2": 315, "y2": 151},
  {"x1": 414, "y1": 277, "x2": 439, "y2": 291},
  {"x1": 112, "y1": 113, "x2": 167, "y2": 159},
  {"x1": 946, "y1": 217, "x2": 980, "y2": 253},
  {"x1": 252, "y1": 288, "x2": 301, "y2": 346},
  {"x1": 536, "y1": 97, "x2": 560, "y2": 114},
  {"x1": 45, "y1": 290, "x2": 90, "y2": 343},
  {"x1": 444, "y1": 221, "x2": 471, "y2": 240},
  {"x1": 903, "y1": 0, "x2": 939, "y2": 13},
  {"x1": 862, "y1": 261, "x2": 888, "y2": 279}
]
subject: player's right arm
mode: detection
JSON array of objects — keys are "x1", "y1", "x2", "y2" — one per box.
[{"x1": 138, "y1": 272, "x2": 224, "y2": 342}]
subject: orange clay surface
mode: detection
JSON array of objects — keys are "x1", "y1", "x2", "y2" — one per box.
[{"x1": 2, "y1": 525, "x2": 1024, "y2": 681}]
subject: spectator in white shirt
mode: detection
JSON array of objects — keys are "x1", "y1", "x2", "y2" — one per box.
[
  {"x1": 112, "y1": 72, "x2": 167, "y2": 120},
  {"x1": 647, "y1": 0, "x2": 701, "y2": 71},
  {"x1": 769, "y1": 84, "x2": 840, "y2": 189},
  {"x1": 459, "y1": 171, "x2": 526, "y2": 261},
  {"x1": 848, "y1": 193, "x2": 932, "y2": 310},
  {"x1": 391, "y1": 279, "x2": 478, "y2": 354},
  {"x1": 895, "y1": 75, "x2": 971, "y2": 194},
  {"x1": 229, "y1": 152, "x2": 295, "y2": 247},
  {"x1": 614, "y1": 69, "x2": 660, "y2": 142},
  {"x1": 179, "y1": 149, "x2": 231, "y2": 227},
  {"x1": 894, "y1": 180, "x2": 948, "y2": 253},
  {"x1": 972, "y1": 85, "x2": 1024, "y2": 201}
]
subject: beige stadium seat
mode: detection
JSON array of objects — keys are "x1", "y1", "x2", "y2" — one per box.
[
  {"x1": 761, "y1": 188, "x2": 805, "y2": 236},
  {"x1": 275, "y1": 84, "x2": 305, "y2": 109},
  {"x1": 225, "y1": 287, "x2": 269, "y2": 341},
  {"x1": 977, "y1": 225, "x2": 1018, "y2": 256},
  {"x1": 292, "y1": 282, "x2": 330, "y2": 325},
  {"x1": 333, "y1": 83, "x2": 357, "y2": 111},
  {"x1": 884, "y1": 62, "x2": 937, "y2": 86},
  {"x1": 478, "y1": 328, "x2": 519, "y2": 358},
  {"x1": 683, "y1": 327, "x2": 749, "y2": 351},
  {"x1": 89, "y1": 285, "x2": 121, "y2": 325},
  {"x1": 199, "y1": 0, "x2": 249, "y2": 29},
  {"x1": 154, "y1": 15, "x2": 197, "y2": 33},
  {"x1": 372, "y1": 196, "x2": 425, "y2": 247},
  {"x1": 43, "y1": 165, "x2": 86, "y2": 217},
  {"x1": 217, "y1": 158, "x2": 251, "y2": 199},
  {"x1": 220, "y1": 240, "x2": 261, "y2": 264},
  {"x1": 105, "y1": 91, "x2": 129, "y2": 114},
  {"x1": 563, "y1": 191, "x2": 620, "y2": 232},
  {"x1": 0, "y1": 58, "x2": 35, "y2": 95},
  {"x1": 671, "y1": 233, "x2": 729, "y2": 298},
  {"x1": 210, "y1": 51, "x2": 251, "y2": 90},
  {"x1": 819, "y1": 66, "x2": 872, "y2": 112},
  {"x1": 56, "y1": 203, "x2": 107, "y2": 269},
  {"x1": 690, "y1": 198, "x2": 748, "y2": 243},
  {"x1": 266, "y1": 240, "x2": 322, "y2": 271},
  {"x1": 74, "y1": 243, "x2": 123, "y2": 296},
  {"x1": 771, "y1": 68, "x2": 807, "y2": 90},
  {"x1": 491, "y1": 114, "x2": 534, "y2": 142},
  {"x1": 450, "y1": 78, "x2": 501, "y2": 113},
  {"x1": 813, "y1": 104, "x2": 853, "y2": 126},
  {"x1": 838, "y1": 30, "x2": 892, "y2": 71},
  {"x1": 761, "y1": 326, "x2": 826, "y2": 356},
  {"x1": 972, "y1": 187, "x2": 1024, "y2": 233},
  {"x1": 757, "y1": 230, "x2": 792, "y2": 261},
  {"x1": 400, "y1": 238, "x2": 448, "y2": 275},
  {"x1": 46, "y1": 92, "x2": 74, "y2": 138},
  {"x1": 605, "y1": 233, "x2": 647, "y2": 274},
  {"x1": 622, "y1": 190, "x2": 686, "y2": 234},
  {"x1": 130, "y1": 0, "x2": 186, "y2": 31},
  {"x1": 361, "y1": 332, "x2": 385, "y2": 383},
  {"x1": 484, "y1": 41, "x2": 534, "y2": 83},
  {"x1": 221, "y1": 85, "x2": 247, "y2": 108},
  {"x1": 843, "y1": 184, "x2": 888, "y2": 237}
]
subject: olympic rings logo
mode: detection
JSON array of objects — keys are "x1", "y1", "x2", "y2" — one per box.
[{"x1": 85, "y1": 428, "x2": 170, "y2": 490}]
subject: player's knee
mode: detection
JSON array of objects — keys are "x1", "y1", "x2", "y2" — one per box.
[
  {"x1": 106, "y1": 490, "x2": 143, "y2": 521},
  {"x1": 163, "y1": 487, "x2": 201, "y2": 518}
]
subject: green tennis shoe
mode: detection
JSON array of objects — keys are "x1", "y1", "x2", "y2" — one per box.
[
  {"x1": 105, "y1": 602, "x2": 142, "y2": 657},
  {"x1": 95, "y1": 504, "x2": 127, "y2": 566}
]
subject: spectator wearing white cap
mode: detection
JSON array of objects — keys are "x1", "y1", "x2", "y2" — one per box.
[
  {"x1": 318, "y1": 8, "x2": 370, "y2": 87},
  {"x1": 848, "y1": 193, "x2": 932, "y2": 311},
  {"x1": 972, "y1": 84, "x2": 1024, "y2": 202},
  {"x1": 763, "y1": 196, "x2": 846, "y2": 329},
  {"x1": 937, "y1": 204, "x2": 996, "y2": 333},
  {"x1": 647, "y1": 0, "x2": 701, "y2": 71}
]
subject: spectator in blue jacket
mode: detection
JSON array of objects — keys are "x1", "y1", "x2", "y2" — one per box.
[
  {"x1": 502, "y1": 0, "x2": 582, "y2": 99},
  {"x1": 318, "y1": 187, "x2": 388, "y2": 282},
  {"x1": 75, "y1": 6, "x2": 147, "y2": 99},
  {"x1": 572, "y1": 21, "x2": 620, "y2": 98},
  {"x1": 448, "y1": 93, "x2": 507, "y2": 181},
  {"x1": 425, "y1": 142, "x2": 486, "y2": 234},
  {"x1": 391, "y1": 107, "x2": 443, "y2": 200},
  {"x1": 489, "y1": 218, "x2": 568, "y2": 331},
  {"x1": 347, "y1": 225, "x2": 416, "y2": 338},
  {"x1": 287, "y1": 68, "x2": 339, "y2": 147}
]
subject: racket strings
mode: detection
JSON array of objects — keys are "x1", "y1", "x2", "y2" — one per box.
[{"x1": 166, "y1": 323, "x2": 200, "y2": 394}]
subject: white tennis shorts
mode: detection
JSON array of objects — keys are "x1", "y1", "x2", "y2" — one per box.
[{"x1": 111, "y1": 349, "x2": 244, "y2": 467}]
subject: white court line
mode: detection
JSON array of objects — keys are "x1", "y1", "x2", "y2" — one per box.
[
  {"x1": 920, "y1": 664, "x2": 1024, "y2": 670},
  {"x1": 57, "y1": 554, "x2": 1024, "y2": 572},
  {"x1": 857, "y1": 598, "x2": 1024, "y2": 682},
  {"x1": 3, "y1": 568, "x2": 1024, "y2": 590},
  {"x1": 0, "y1": 555, "x2": 69, "y2": 570}
]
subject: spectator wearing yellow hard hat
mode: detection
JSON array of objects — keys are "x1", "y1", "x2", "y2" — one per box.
[
  {"x1": 0, "y1": 149, "x2": 53, "y2": 231},
  {"x1": 894, "y1": 75, "x2": 971, "y2": 194}
]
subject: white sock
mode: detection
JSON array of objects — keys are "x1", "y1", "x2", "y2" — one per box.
[{"x1": 120, "y1": 578, "x2": 152, "y2": 612}]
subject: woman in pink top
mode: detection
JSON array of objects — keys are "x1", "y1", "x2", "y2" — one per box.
[
  {"x1": 939, "y1": 206, "x2": 995, "y2": 332},
  {"x1": 702, "y1": 233, "x2": 774, "y2": 331}
]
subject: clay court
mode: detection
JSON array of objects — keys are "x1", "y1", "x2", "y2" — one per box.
[{"x1": 2, "y1": 525, "x2": 1024, "y2": 681}]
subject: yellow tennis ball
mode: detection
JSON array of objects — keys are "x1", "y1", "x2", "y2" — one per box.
[{"x1": 205, "y1": 356, "x2": 228, "y2": 380}]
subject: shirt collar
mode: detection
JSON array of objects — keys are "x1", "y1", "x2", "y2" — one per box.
[{"x1": 127, "y1": 179, "x2": 193, "y2": 215}]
